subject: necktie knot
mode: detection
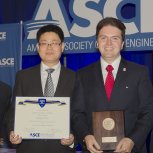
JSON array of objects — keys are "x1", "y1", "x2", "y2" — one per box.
[
  {"x1": 46, "y1": 68, "x2": 54, "y2": 74},
  {"x1": 106, "y1": 65, "x2": 114, "y2": 72}
]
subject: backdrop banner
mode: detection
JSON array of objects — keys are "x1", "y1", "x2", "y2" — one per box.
[
  {"x1": 0, "y1": 23, "x2": 21, "y2": 87},
  {"x1": 22, "y1": 0, "x2": 153, "y2": 55}
]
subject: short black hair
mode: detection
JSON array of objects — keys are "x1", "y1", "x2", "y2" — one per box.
[
  {"x1": 96, "y1": 17, "x2": 126, "y2": 41},
  {"x1": 36, "y1": 24, "x2": 64, "y2": 42}
]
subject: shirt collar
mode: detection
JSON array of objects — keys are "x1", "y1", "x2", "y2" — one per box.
[
  {"x1": 41, "y1": 61, "x2": 61, "y2": 73},
  {"x1": 100, "y1": 55, "x2": 121, "y2": 75}
]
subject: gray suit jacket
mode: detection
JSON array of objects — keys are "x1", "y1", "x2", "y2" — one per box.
[
  {"x1": 71, "y1": 58, "x2": 153, "y2": 153},
  {"x1": 10, "y1": 64, "x2": 76, "y2": 153}
]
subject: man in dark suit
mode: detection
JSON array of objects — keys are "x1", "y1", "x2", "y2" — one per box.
[
  {"x1": 9, "y1": 24, "x2": 76, "y2": 153},
  {"x1": 0, "y1": 81, "x2": 11, "y2": 146},
  {"x1": 71, "y1": 17, "x2": 153, "y2": 153}
]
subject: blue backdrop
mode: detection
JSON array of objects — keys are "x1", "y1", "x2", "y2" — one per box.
[
  {"x1": 0, "y1": 23, "x2": 21, "y2": 86},
  {"x1": 0, "y1": 0, "x2": 152, "y2": 79}
]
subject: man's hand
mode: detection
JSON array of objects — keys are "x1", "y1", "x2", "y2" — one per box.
[
  {"x1": 0, "y1": 138, "x2": 4, "y2": 146},
  {"x1": 9, "y1": 131, "x2": 22, "y2": 144},
  {"x1": 115, "y1": 137, "x2": 134, "y2": 153},
  {"x1": 84, "y1": 135, "x2": 103, "y2": 153},
  {"x1": 61, "y1": 133, "x2": 74, "y2": 146}
]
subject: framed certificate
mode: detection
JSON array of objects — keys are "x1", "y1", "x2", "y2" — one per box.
[
  {"x1": 92, "y1": 111, "x2": 125, "y2": 150},
  {"x1": 14, "y1": 97, "x2": 70, "y2": 139}
]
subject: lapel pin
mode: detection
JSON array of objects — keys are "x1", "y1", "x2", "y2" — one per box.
[{"x1": 123, "y1": 68, "x2": 126, "y2": 71}]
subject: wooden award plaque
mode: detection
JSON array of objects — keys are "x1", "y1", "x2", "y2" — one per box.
[{"x1": 92, "y1": 111, "x2": 124, "y2": 151}]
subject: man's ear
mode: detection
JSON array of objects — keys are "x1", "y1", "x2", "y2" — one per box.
[
  {"x1": 121, "y1": 41, "x2": 124, "y2": 49},
  {"x1": 61, "y1": 42, "x2": 64, "y2": 53},
  {"x1": 36, "y1": 43, "x2": 39, "y2": 50},
  {"x1": 96, "y1": 41, "x2": 98, "y2": 48}
]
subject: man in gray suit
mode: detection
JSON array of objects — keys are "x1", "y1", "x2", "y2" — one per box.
[
  {"x1": 9, "y1": 24, "x2": 76, "y2": 153},
  {"x1": 71, "y1": 17, "x2": 153, "y2": 153}
]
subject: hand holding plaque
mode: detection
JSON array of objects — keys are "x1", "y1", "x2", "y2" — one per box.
[{"x1": 92, "y1": 111, "x2": 124, "y2": 150}]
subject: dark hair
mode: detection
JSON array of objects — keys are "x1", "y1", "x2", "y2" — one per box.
[
  {"x1": 36, "y1": 24, "x2": 64, "y2": 42},
  {"x1": 96, "y1": 17, "x2": 126, "y2": 41}
]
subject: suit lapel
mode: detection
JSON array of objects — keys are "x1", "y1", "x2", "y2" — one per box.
[
  {"x1": 33, "y1": 65, "x2": 44, "y2": 96},
  {"x1": 54, "y1": 66, "x2": 65, "y2": 96},
  {"x1": 110, "y1": 58, "x2": 128, "y2": 102},
  {"x1": 93, "y1": 61, "x2": 108, "y2": 105}
]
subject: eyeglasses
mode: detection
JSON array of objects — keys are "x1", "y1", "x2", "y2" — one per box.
[{"x1": 38, "y1": 41, "x2": 61, "y2": 48}]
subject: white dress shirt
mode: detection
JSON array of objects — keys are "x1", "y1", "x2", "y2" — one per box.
[
  {"x1": 100, "y1": 55, "x2": 121, "y2": 83},
  {"x1": 40, "y1": 62, "x2": 61, "y2": 95}
]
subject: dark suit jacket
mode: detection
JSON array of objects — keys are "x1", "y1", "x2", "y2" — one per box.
[
  {"x1": 150, "y1": 130, "x2": 153, "y2": 153},
  {"x1": 0, "y1": 81, "x2": 11, "y2": 136},
  {"x1": 9, "y1": 64, "x2": 76, "y2": 153},
  {"x1": 71, "y1": 58, "x2": 153, "y2": 153}
]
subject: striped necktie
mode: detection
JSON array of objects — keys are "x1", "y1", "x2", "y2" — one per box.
[{"x1": 44, "y1": 69, "x2": 54, "y2": 97}]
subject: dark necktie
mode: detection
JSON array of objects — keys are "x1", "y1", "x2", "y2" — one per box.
[
  {"x1": 105, "y1": 65, "x2": 114, "y2": 101},
  {"x1": 44, "y1": 69, "x2": 54, "y2": 97}
]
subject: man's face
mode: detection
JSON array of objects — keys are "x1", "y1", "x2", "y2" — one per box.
[
  {"x1": 97, "y1": 25, "x2": 124, "y2": 63},
  {"x1": 37, "y1": 32, "x2": 64, "y2": 66}
]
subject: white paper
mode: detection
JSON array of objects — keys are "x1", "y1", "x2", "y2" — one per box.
[{"x1": 14, "y1": 97, "x2": 70, "y2": 139}]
